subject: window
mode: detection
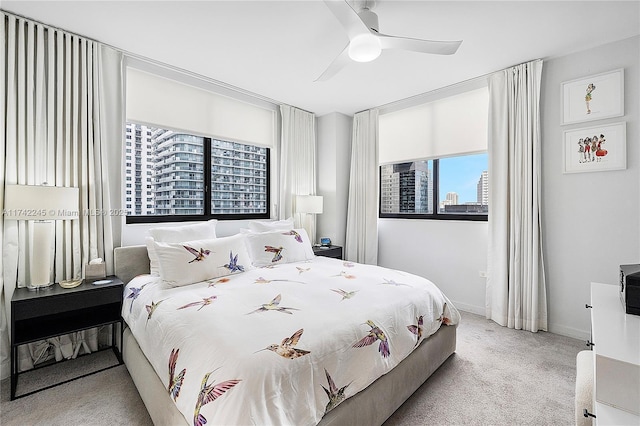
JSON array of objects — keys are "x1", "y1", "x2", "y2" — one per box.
[
  {"x1": 125, "y1": 122, "x2": 270, "y2": 223},
  {"x1": 378, "y1": 85, "x2": 489, "y2": 221},
  {"x1": 379, "y1": 152, "x2": 488, "y2": 220}
]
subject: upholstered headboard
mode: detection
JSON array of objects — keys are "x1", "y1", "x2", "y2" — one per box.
[{"x1": 114, "y1": 245, "x2": 151, "y2": 285}]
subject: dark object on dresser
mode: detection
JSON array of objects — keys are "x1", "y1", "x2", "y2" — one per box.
[{"x1": 620, "y1": 264, "x2": 640, "y2": 316}]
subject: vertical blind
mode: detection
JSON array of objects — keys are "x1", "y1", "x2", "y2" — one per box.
[
  {"x1": 126, "y1": 67, "x2": 276, "y2": 147},
  {"x1": 378, "y1": 87, "x2": 489, "y2": 163}
]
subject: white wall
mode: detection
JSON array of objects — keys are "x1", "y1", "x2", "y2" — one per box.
[
  {"x1": 541, "y1": 36, "x2": 640, "y2": 339},
  {"x1": 378, "y1": 219, "x2": 488, "y2": 315},
  {"x1": 317, "y1": 112, "x2": 352, "y2": 247}
]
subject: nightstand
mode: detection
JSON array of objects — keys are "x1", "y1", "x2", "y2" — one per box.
[
  {"x1": 313, "y1": 245, "x2": 343, "y2": 260},
  {"x1": 10, "y1": 276, "x2": 124, "y2": 400}
]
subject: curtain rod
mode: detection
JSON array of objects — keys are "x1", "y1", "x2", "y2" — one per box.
[{"x1": 1, "y1": 9, "x2": 284, "y2": 109}]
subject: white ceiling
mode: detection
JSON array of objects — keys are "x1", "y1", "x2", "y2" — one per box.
[{"x1": 3, "y1": 1, "x2": 639, "y2": 116}]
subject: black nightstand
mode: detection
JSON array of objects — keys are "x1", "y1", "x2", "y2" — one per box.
[
  {"x1": 313, "y1": 245, "x2": 343, "y2": 260},
  {"x1": 10, "y1": 276, "x2": 124, "y2": 400}
]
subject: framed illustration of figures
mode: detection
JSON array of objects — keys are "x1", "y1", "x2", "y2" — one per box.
[
  {"x1": 561, "y1": 69, "x2": 624, "y2": 125},
  {"x1": 563, "y1": 122, "x2": 626, "y2": 173}
]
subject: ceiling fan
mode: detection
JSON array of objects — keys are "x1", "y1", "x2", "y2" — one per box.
[{"x1": 316, "y1": 0, "x2": 462, "y2": 81}]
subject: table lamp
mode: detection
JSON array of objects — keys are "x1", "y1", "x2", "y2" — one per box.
[
  {"x1": 4, "y1": 184, "x2": 79, "y2": 290},
  {"x1": 295, "y1": 195, "x2": 323, "y2": 243}
]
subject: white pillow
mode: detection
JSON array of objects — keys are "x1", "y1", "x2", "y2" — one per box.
[
  {"x1": 154, "y1": 234, "x2": 252, "y2": 287},
  {"x1": 146, "y1": 220, "x2": 218, "y2": 276},
  {"x1": 247, "y1": 217, "x2": 294, "y2": 233},
  {"x1": 244, "y1": 228, "x2": 314, "y2": 267},
  {"x1": 149, "y1": 219, "x2": 217, "y2": 241}
]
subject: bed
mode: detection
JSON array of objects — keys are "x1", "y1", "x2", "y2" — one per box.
[{"x1": 115, "y1": 235, "x2": 458, "y2": 426}]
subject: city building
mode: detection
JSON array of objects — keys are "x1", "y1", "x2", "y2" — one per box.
[
  {"x1": 152, "y1": 129, "x2": 205, "y2": 215},
  {"x1": 124, "y1": 123, "x2": 155, "y2": 215},
  {"x1": 477, "y1": 170, "x2": 489, "y2": 205},
  {"x1": 439, "y1": 192, "x2": 459, "y2": 212},
  {"x1": 126, "y1": 123, "x2": 269, "y2": 216},
  {"x1": 210, "y1": 139, "x2": 268, "y2": 215},
  {"x1": 380, "y1": 161, "x2": 431, "y2": 214}
]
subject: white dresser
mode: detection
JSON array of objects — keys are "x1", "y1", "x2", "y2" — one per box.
[{"x1": 589, "y1": 282, "x2": 640, "y2": 425}]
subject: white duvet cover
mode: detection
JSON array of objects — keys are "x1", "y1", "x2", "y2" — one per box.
[{"x1": 122, "y1": 256, "x2": 460, "y2": 426}]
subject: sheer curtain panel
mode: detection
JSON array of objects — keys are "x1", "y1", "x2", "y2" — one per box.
[
  {"x1": 278, "y1": 105, "x2": 318, "y2": 241},
  {"x1": 345, "y1": 109, "x2": 379, "y2": 264},
  {"x1": 0, "y1": 12, "x2": 124, "y2": 378},
  {"x1": 486, "y1": 60, "x2": 547, "y2": 332}
]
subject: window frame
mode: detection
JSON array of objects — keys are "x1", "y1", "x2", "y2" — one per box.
[
  {"x1": 378, "y1": 156, "x2": 488, "y2": 222},
  {"x1": 126, "y1": 136, "x2": 271, "y2": 224}
]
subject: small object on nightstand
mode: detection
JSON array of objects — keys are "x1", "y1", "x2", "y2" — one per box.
[
  {"x1": 320, "y1": 237, "x2": 331, "y2": 246},
  {"x1": 85, "y1": 258, "x2": 106, "y2": 279},
  {"x1": 92, "y1": 279, "x2": 113, "y2": 285},
  {"x1": 59, "y1": 279, "x2": 83, "y2": 289},
  {"x1": 313, "y1": 245, "x2": 343, "y2": 260}
]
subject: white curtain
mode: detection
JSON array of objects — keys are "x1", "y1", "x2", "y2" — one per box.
[
  {"x1": 0, "y1": 12, "x2": 124, "y2": 379},
  {"x1": 486, "y1": 60, "x2": 547, "y2": 332},
  {"x1": 345, "y1": 109, "x2": 379, "y2": 264},
  {"x1": 278, "y1": 104, "x2": 318, "y2": 241}
]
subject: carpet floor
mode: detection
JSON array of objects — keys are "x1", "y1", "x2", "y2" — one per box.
[{"x1": 0, "y1": 311, "x2": 584, "y2": 425}]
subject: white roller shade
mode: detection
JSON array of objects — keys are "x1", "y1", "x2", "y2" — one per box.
[
  {"x1": 126, "y1": 68, "x2": 276, "y2": 147},
  {"x1": 379, "y1": 87, "x2": 488, "y2": 163}
]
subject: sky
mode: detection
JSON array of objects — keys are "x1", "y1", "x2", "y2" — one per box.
[{"x1": 439, "y1": 153, "x2": 488, "y2": 203}]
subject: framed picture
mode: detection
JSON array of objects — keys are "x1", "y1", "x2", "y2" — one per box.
[
  {"x1": 561, "y1": 69, "x2": 624, "y2": 125},
  {"x1": 563, "y1": 122, "x2": 626, "y2": 173}
]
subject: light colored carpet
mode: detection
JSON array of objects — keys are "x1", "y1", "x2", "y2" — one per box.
[
  {"x1": 384, "y1": 312, "x2": 584, "y2": 426},
  {"x1": 0, "y1": 311, "x2": 583, "y2": 425}
]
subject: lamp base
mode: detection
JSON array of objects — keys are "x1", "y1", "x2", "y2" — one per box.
[
  {"x1": 30, "y1": 220, "x2": 54, "y2": 291},
  {"x1": 27, "y1": 282, "x2": 55, "y2": 292}
]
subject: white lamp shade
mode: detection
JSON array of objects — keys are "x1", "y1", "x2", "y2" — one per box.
[
  {"x1": 296, "y1": 195, "x2": 323, "y2": 214},
  {"x1": 4, "y1": 184, "x2": 79, "y2": 220}
]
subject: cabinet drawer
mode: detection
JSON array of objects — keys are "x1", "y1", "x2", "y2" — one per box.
[{"x1": 13, "y1": 286, "x2": 122, "y2": 321}]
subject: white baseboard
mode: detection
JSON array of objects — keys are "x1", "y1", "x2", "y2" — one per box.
[
  {"x1": 451, "y1": 300, "x2": 485, "y2": 316},
  {"x1": 548, "y1": 323, "x2": 590, "y2": 341},
  {"x1": 452, "y1": 299, "x2": 591, "y2": 341}
]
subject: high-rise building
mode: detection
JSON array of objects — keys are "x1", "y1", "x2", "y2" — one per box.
[
  {"x1": 445, "y1": 192, "x2": 459, "y2": 205},
  {"x1": 380, "y1": 164, "x2": 400, "y2": 213},
  {"x1": 380, "y1": 161, "x2": 431, "y2": 214},
  {"x1": 152, "y1": 129, "x2": 205, "y2": 215},
  {"x1": 439, "y1": 192, "x2": 459, "y2": 211},
  {"x1": 210, "y1": 139, "x2": 268, "y2": 214},
  {"x1": 477, "y1": 170, "x2": 489, "y2": 205},
  {"x1": 124, "y1": 123, "x2": 155, "y2": 215}
]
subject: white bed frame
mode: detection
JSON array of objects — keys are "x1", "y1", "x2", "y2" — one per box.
[{"x1": 115, "y1": 245, "x2": 457, "y2": 426}]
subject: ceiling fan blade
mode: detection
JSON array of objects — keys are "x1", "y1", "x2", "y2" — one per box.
[
  {"x1": 315, "y1": 43, "x2": 351, "y2": 82},
  {"x1": 323, "y1": 0, "x2": 370, "y2": 40},
  {"x1": 378, "y1": 33, "x2": 462, "y2": 55}
]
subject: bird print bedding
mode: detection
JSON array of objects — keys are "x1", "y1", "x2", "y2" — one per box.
[{"x1": 122, "y1": 256, "x2": 460, "y2": 426}]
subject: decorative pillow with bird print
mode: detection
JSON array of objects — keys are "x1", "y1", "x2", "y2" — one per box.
[
  {"x1": 154, "y1": 234, "x2": 252, "y2": 287},
  {"x1": 146, "y1": 219, "x2": 218, "y2": 277},
  {"x1": 244, "y1": 228, "x2": 315, "y2": 267}
]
